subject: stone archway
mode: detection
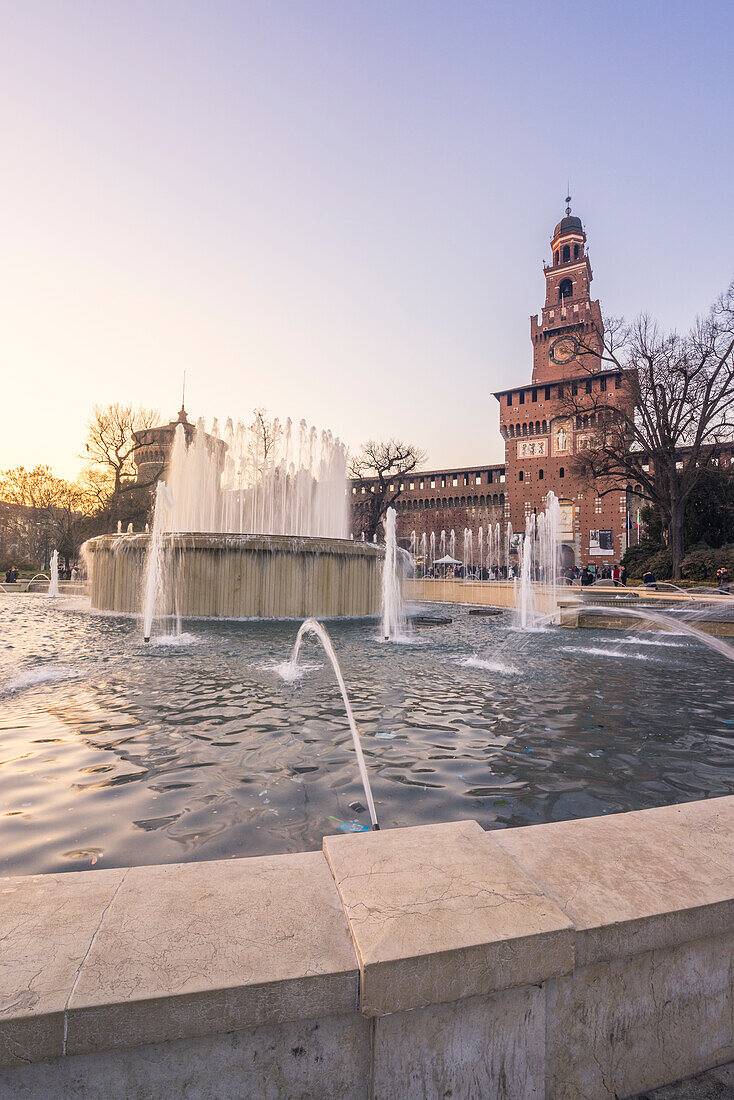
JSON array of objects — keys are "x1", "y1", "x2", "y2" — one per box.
[{"x1": 560, "y1": 544, "x2": 575, "y2": 571}]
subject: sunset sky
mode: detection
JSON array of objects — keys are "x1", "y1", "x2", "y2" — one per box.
[{"x1": 1, "y1": 1, "x2": 732, "y2": 479}]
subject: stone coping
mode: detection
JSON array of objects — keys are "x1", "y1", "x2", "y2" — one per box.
[
  {"x1": 561, "y1": 607, "x2": 734, "y2": 636},
  {"x1": 495, "y1": 797, "x2": 734, "y2": 967},
  {"x1": 323, "y1": 820, "x2": 573, "y2": 1016},
  {"x1": 3, "y1": 797, "x2": 734, "y2": 1068},
  {"x1": 0, "y1": 852, "x2": 358, "y2": 1068},
  {"x1": 85, "y1": 532, "x2": 384, "y2": 557}
]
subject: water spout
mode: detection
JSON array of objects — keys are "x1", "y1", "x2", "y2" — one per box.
[
  {"x1": 48, "y1": 550, "x2": 59, "y2": 598},
  {"x1": 515, "y1": 492, "x2": 561, "y2": 629},
  {"x1": 142, "y1": 482, "x2": 172, "y2": 642},
  {"x1": 285, "y1": 618, "x2": 380, "y2": 829},
  {"x1": 580, "y1": 603, "x2": 734, "y2": 665},
  {"x1": 381, "y1": 507, "x2": 406, "y2": 641}
]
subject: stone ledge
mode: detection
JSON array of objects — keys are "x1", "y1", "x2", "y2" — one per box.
[
  {"x1": 4, "y1": 798, "x2": 734, "y2": 1078},
  {"x1": 323, "y1": 819, "x2": 575, "y2": 1016},
  {"x1": 1, "y1": 852, "x2": 358, "y2": 1068},
  {"x1": 494, "y1": 797, "x2": 734, "y2": 967},
  {"x1": 0, "y1": 868, "x2": 125, "y2": 1069}
]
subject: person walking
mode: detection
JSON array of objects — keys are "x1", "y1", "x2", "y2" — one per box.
[{"x1": 716, "y1": 566, "x2": 731, "y2": 593}]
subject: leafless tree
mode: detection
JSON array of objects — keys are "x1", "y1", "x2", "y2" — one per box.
[
  {"x1": 248, "y1": 408, "x2": 282, "y2": 473},
  {"x1": 349, "y1": 439, "x2": 426, "y2": 540},
  {"x1": 84, "y1": 403, "x2": 160, "y2": 496},
  {"x1": 562, "y1": 282, "x2": 734, "y2": 578},
  {"x1": 82, "y1": 403, "x2": 160, "y2": 528}
]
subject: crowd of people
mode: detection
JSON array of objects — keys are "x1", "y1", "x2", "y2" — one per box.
[{"x1": 569, "y1": 563, "x2": 628, "y2": 587}]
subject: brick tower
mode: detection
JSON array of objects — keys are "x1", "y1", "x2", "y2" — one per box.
[
  {"x1": 494, "y1": 201, "x2": 635, "y2": 570},
  {"x1": 530, "y1": 202, "x2": 603, "y2": 384}
]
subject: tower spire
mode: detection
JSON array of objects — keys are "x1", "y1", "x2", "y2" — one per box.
[
  {"x1": 176, "y1": 371, "x2": 189, "y2": 424},
  {"x1": 565, "y1": 184, "x2": 572, "y2": 217}
]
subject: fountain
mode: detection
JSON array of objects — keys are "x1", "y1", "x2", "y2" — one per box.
[
  {"x1": 142, "y1": 482, "x2": 175, "y2": 642},
  {"x1": 281, "y1": 617, "x2": 379, "y2": 829},
  {"x1": 381, "y1": 507, "x2": 407, "y2": 641},
  {"x1": 48, "y1": 550, "x2": 59, "y2": 598},
  {"x1": 84, "y1": 416, "x2": 383, "y2": 625},
  {"x1": 515, "y1": 492, "x2": 561, "y2": 629}
]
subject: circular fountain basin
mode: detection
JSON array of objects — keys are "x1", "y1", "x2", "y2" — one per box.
[{"x1": 85, "y1": 532, "x2": 384, "y2": 619}]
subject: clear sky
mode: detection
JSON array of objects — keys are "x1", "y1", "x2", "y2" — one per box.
[{"x1": 1, "y1": 0, "x2": 732, "y2": 479}]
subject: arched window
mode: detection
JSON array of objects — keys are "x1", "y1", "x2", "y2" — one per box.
[
  {"x1": 538, "y1": 469, "x2": 544, "y2": 480},
  {"x1": 574, "y1": 244, "x2": 579, "y2": 259},
  {"x1": 518, "y1": 471, "x2": 524, "y2": 482},
  {"x1": 559, "y1": 278, "x2": 573, "y2": 299},
  {"x1": 559, "y1": 467, "x2": 565, "y2": 478},
  {"x1": 562, "y1": 244, "x2": 570, "y2": 262},
  {"x1": 554, "y1": 250, "x2": 559, "y2": 264}
]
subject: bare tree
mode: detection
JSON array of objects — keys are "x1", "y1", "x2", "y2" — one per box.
[
  {"x1": 84, "y1": 403, "x2": 160, "y2": 497},
  {"x1": 83, "y1": 403, "x2": 160, "y2": 528},
  {"x1": 248, "y1": 408, "x2": 282, "y2": 473},
  {"x1": 562, "y1": 282, "x2": 734, "y2": 578},
  {"x1": 349, "y1": 439, "x2": 426, "y2": 540}
]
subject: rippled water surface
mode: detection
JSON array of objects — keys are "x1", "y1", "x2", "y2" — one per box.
[{"x1": 2, "y1": 595, "x2": 733, "y2": 876}]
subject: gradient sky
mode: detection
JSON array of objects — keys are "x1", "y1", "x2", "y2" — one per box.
[{"x1": 1, "y1": 0, "x2": 732, "y2": 479}]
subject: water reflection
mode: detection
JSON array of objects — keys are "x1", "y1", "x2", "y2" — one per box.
[{"x1": 0, "y1": 594, "x2": 732, "y2": 875}]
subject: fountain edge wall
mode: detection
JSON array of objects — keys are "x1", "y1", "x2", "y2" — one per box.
[
  {"x1": 85, "y1": 533, "x2": 384, "y2": 619},
  {"x1": 3, "y1": 796, "x2": 734, "y2": 1098}
]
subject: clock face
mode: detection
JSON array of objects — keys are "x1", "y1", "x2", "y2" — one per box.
[{"x1": 550, "y1": 336, "x2": 578, "y2": 364}]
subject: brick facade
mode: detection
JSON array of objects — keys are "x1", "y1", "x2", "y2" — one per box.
[
  {"x1": 350, "y1": 464, "x2": 507, "y2": 548},
  {"x1": 350, "y1": 207, "x2": 649, "y2": 568},
  {"x1": 495, "y1": 210, "x2": 638, "y2": 568}
]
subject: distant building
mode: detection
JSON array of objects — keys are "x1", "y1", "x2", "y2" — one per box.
[
  {"x1": 494, "y1": 205, "x2": 636, "y2": 568},
  {"x1": 351, "y1": 204, "x2": 649, "y2": 567},
  {"x1": 132, "y1": 405, "x2": 197, "y2": 487},
  {"x1": 133, "y1": 405, "x2": 226, "y2": 489}
]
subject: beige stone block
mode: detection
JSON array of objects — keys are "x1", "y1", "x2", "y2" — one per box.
[
  {"x1": 0, "y1": 1012, "x2": 370, "y2": 1100},
  {"x1": 0, "y1": 868, "x2": 126, "y2": 1067},
  {"x1": 323, "y1": 819, "x2": 573, "y2": 1016},
  {"x1": 546, "y1": 932, "x2": 734, "y2": 1099},
  {"x1": 65, "y1": 851, "x2": 359, "y2": 1055},
  {"x1": 494, "y1": 797, "x2": 734, "y2": 966},
  {"x1": 372, "y1": 984, "x2": 545, "y2": 1100}
]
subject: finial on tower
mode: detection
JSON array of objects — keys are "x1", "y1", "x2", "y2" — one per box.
[
  {"x1": 565, "y1": 187, "x2": 572, "y2": 217},
  {"x1": 176, "y1": 371, "x2": 190, "y2": 424}
]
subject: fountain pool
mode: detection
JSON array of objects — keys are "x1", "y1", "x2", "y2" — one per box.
[{"x1": 2, "y1": 594, "x2": 734, "y2": 877}]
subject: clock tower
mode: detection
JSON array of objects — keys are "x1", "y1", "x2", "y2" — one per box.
[
  {"x1": 530, "y1": 199, "x2": 603, "y2": 384},
  {"x1": 493, "y1": 201, "x2": 636, "y2": 569}
]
